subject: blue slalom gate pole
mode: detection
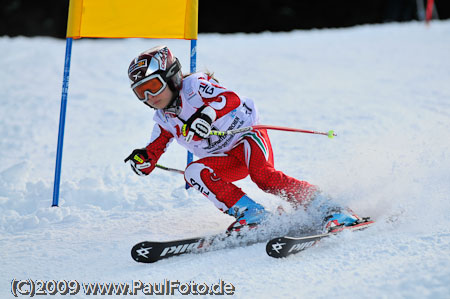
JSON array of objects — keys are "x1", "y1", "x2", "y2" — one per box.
[
  {"x1": 186, "y1": 39, "x2": 197, "y2": 189},
  {"x1": 52, "y1": 37, "x2": 73, "y2": 207}
]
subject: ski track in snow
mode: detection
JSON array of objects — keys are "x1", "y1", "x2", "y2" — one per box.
[{"x1": 1, "y1": 21, "x2": 450, "y2": 298}]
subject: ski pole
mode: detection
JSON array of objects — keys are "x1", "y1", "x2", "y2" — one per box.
[
  {"x1": 210, "y1": 124, "x2": 336, "y2": 138},
  {"x1": 155, "y1": 164, "x2": 185, "y2": 175},
  {"x1": 155, "y1": 125, "x2": 336, "y2": 174}
]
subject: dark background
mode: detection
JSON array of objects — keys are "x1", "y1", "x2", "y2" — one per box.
[{"x1": 1, "y1": 0, "x2": 449, "y2": 38}]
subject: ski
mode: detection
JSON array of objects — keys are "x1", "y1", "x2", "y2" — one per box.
[
  {"x1": 266, "y1": 218, "x2": 374, "y2": 258},
  {"x1": 131, "y1": 227, "x2": 277, "y2": 263},
  {"x1": 131, "y1": 234, "x2": 225, "y2": 263}
]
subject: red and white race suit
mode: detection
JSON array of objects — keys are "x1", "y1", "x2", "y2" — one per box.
[{"x1": 145, "y1": 73, "x2": 317, "y2": 211}]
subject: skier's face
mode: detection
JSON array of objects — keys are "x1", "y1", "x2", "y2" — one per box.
[{"x1": 144, "y1": 85, "x2": 173, "y2": 109}]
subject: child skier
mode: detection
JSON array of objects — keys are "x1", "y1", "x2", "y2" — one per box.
[{"x1": 124, "y1": 45, "x2": 360, "y2": 233}]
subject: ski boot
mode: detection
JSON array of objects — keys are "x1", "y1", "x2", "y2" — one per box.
[
  {"x1": 305, "y1": 192, "x2": 362, "y2": 233},
  {"x1": 323, "y1": 209, "x2": 361, "y2": 233},
  {"x1": 225, "y1": 195, "x2": 268, "y2": 233}
]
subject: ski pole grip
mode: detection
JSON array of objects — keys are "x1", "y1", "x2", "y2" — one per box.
[{"x1": 328, "y1": 130, "x2": 336, "y2": 138}]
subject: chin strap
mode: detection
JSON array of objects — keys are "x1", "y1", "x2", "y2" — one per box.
[{"x1": 163, "y1": 94, "x2": 181, "y2": 117}]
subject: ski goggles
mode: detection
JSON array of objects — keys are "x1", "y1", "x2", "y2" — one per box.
[
  {"x1": 131, "y1": 58, "x2": 181, "y2": 102},
  {"x1": 131, "y1": 74, "x2": 167, "y2": 101}
]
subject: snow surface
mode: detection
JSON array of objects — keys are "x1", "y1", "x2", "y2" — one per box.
[{"x1": 1, "y1": 21, "x2": 450, "y2": 298}]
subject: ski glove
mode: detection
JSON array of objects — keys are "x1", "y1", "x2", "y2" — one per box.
[
  {"x1": 124, "y1": 148, "x2": 155, "y2": 176},
  {"x1": 182, "y1": 106, "x2": 216, "y2": 143}
]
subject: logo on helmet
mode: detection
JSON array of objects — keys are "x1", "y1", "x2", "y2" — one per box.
[
  {"x1": 152, "y1": 47, "x2": 169, "y2": 72},
  {"x1": 165, "y1": 62, "x2": 178, "y2": 78},
  {"x1": 132, "y1": 71, "x2": 142, "y2": 81},
  {"x1": 128, "y1": 59, "x2": 147, "y2": 75}
]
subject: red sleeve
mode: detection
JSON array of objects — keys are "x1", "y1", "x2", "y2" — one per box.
[
  {"x1": 145, "y1": 124, "x2": 173, "y2": 162},
  {"x1": 202, "y1": 91, "x2": 241, "y2": 120}
]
